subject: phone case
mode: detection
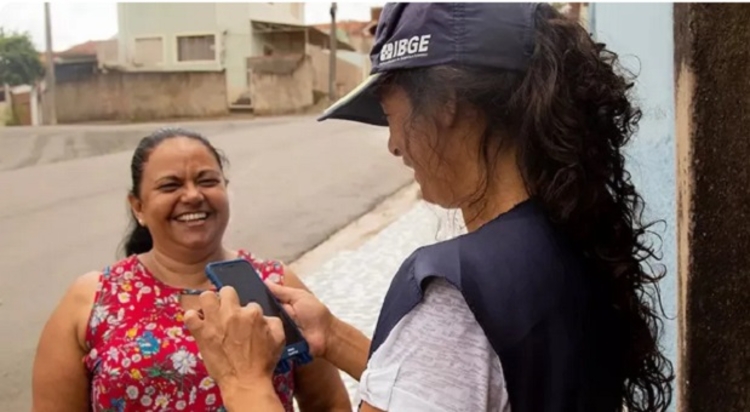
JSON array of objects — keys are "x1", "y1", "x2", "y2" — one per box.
[{"x1": 204, "y1": 259, "x2": 314, "y2": 371}]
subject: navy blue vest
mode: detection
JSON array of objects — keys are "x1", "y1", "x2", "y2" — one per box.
[{"x1": 369, "y1": 199, "x2": 623, "y2": 411}]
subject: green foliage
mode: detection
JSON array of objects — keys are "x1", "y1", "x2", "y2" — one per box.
[{"x1": 0, "y1": 29, "x2": 45, "y2": 86}]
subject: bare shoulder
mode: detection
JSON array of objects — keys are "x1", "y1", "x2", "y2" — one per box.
[
  {"x1": 68, "y1": 271, "x2": 102, "y2": 303},
  {"x1": 61, "y1": 271, "x2": 103, "y2": 346},
  {"x1": 39, "y1": 270, "x2": 102, "y2": 338}
]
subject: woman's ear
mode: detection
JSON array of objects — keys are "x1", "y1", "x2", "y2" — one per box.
[
  {"x1": 436, "y1": 90, "x2": 459, "y2": 130},
  {"x1": 127, "y1": 193, "x2": 145, "y2": 226}
]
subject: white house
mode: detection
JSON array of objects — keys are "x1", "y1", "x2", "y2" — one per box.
[{"x1": 115, "y1": 2, "x2": 307, "y2": 107}]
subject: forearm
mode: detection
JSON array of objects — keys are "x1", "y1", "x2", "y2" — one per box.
[
  {"x1": 221, "y1": 379, "x2": 285, "y2": 412},
  {"x1": 325, "y1": 317, "x2": 372, "y2": 381},
  {"x1": 294, "y1": 358, "x2": 352, "y2": 412}
]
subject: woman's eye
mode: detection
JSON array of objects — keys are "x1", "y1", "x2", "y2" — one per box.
[
  {"x1": 158, "y1": 183, "x2": 179, "y2": 192},
  {"x1": 199, "y1": 179, "x2": 220, "y2": 187}
]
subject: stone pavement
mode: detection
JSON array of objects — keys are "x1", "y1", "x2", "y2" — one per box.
[{"x1": 299, "y1": 201, "x2": 467, "y2": 405}]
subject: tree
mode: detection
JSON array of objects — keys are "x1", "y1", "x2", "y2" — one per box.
[{"x1": 0, "y1": 29, "x2": 45, "y2": 86}]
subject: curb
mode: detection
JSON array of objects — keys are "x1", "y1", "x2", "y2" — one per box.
[{"x1": 289, "y1": 181, "x2": 421, "y2": 275}]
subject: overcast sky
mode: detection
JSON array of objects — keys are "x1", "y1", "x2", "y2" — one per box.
[{"x1": 0, "y1": 1, "x2": 385, "y2": 52}]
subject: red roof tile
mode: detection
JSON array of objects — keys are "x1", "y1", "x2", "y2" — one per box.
[
  {"x1": 59, "y1": 40, "x2": 99, "y2": 57},
  {"x1": 38, "y1": 39, "x2": 103, "y2": 64}
]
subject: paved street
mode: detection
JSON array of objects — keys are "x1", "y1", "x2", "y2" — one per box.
[
  {"x1": 0, "y1": 116, "x2": 412, "y2": 409},
  {"x1": 0, "y1": 116, "x2": 298, "y2": 172}
]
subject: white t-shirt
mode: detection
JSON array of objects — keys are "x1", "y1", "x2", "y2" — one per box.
[{"x1": 359, "y1": 279, "x2": 511, "y2": 411}]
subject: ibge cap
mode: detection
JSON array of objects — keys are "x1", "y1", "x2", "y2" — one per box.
[{"x1": 318, "y1": 2, "x2": 541, "y2": 126}]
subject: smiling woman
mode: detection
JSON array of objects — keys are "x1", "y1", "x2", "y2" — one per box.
[
  {"x1": 123, "y1": 128, "x2": 231, "y2": 259},
  {"x1": 30, "y1": 127, "x2": 352, "y2": 412}
]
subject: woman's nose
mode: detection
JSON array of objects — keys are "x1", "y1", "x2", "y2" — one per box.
[{"x1": 182, "y1": 184, "x2": 204, "y2": 203}]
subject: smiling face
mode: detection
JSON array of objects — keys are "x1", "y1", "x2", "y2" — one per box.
[{"x1": 128, "y1": 136, "x2": 230, "y2": 256}]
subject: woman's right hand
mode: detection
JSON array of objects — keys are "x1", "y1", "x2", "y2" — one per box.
[{"x1": 265, "y1": 281, "x2": 335, "y2": 358}]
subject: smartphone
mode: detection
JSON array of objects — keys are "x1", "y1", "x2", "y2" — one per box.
[{"x1": 204, "y1": 259, "x2": 312, "y2": 370}]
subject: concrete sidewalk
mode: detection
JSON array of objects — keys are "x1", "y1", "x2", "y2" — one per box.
[{"x1": 296, "y1": 195, "x2": 466, "y2": 404}]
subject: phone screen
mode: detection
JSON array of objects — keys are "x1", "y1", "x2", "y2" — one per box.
[{"x1": 207, "y1": 260, "x2": 305, "y2": 346}]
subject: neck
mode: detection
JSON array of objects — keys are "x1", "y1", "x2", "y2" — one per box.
[
  {"x1": 460, "y1": 160, "x2": 529, "y2": 233},
  {"x1": 145, "y1": 244, "x2": 230, "y2": 289}
]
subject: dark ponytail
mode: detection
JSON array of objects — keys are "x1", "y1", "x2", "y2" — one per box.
[
  {"x1": 119, "y1": 127, "x2": 227, "y2": 257},
  {"x1": 123, "y1": 217, "x2": 153, "y2": 256}
]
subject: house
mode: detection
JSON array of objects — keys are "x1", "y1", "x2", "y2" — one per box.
[
  {"x1": 27, "y1": 38, "x2": 119, "y2": 125},
  {"x1": 310, "y1": 6, "x2": 383, "y2": 87},
  {"x1": 41, "y1": 3, "x2": 365, "y2": 122},
  {"x1": 244, "y1": 19, "x2": 365, "y2": 113},
  {"x1": 114, "y1": 2, "x2": 360, "y2": 113},
  {"x1": 313, "y1": 7, "x2": 382, "y2": 55},
  {"x1": 40, "y1": 41, "x2": 98, "y2": 84},
  {"x1": 313, "y1": 20, "x2": 375, "y2": 54}
]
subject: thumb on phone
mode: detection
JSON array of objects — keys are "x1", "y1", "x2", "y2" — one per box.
[{"x1": 265, "y1": 281, "x2": 302, "y2": 304}]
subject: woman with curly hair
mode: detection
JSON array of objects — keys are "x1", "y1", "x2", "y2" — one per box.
[{"x1": 184, "y1": 3, "x2": 674, "y2": 411}]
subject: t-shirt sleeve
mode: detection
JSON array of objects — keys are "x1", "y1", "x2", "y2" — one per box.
[{"x1": 359, "y1": 278, "x2": 510, "y2": 412}]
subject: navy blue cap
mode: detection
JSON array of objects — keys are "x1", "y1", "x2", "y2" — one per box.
[{"x1": 318, "y1": 2, "x2": 541, "y2": 126}]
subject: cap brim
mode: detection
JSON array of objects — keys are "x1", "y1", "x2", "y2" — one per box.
[{"x1": 317, "y1": 73, "x2": 387, "y2": 127}]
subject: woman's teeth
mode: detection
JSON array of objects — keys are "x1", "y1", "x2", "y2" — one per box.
[{"x1": 175, "y1": 212, "x2": 208, "y2": 222}]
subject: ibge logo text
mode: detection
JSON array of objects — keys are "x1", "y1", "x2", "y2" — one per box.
[{"x1": 379, "y1": 34, "x2": 431, "y2": 64}]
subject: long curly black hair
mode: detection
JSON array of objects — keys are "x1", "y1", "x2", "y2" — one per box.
[{"x1": 376, "y1": 3, "x2": 674, "y2": 411}]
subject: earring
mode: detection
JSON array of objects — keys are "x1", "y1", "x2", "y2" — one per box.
[{"x1": 138, "y1": 219, "x2": 145, "y2": 227}]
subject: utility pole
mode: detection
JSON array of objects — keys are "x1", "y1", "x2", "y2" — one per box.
[
  {"x1": 328, "y1": 2, "x2": 338, "y2": 102},
  {"x1": 44, "y1": 2, "x2": 57, "y2": 125}
]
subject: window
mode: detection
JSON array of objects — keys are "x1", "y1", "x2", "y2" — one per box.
[
  {"x1": 134, "y1": 37, "x2": 164, "y2": 65},
  {"x1": 177, "y1": 35, "x2": 216, "y2": 62}
]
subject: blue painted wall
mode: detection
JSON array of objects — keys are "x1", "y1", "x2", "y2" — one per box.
[{"x1": 589, "y1": 3, "x2": 677, "y2": 410}]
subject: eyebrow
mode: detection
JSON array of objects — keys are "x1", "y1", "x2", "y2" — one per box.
[
  {"x1": 196, "y1": 169, "x2": 221, "y2": 178},
  {"x1": 153, "y1": 169, "x2": 221, "y2": 184}
]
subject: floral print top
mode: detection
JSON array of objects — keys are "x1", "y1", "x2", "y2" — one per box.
[{"x1": 83, "y1": 251, "x2": 295, "y2": 412}]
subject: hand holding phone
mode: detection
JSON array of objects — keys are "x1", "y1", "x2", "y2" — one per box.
[
  {"x1": 264, "y1": 281, "x2": 333, "y2": 358},
  {"x1": 204, "y1": 259, "x2": 313, "y2": 372},
  {"x1": 184, "y1": 286, "x2": 286, "y2": 384}
]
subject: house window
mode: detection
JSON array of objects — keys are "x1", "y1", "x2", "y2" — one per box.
[
  {"x1": 177, "y1": 34, "x2": 216, "y2": 62},
  {"x1": 134, "y1": 37, "x2": 164, "y2": 65}
]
